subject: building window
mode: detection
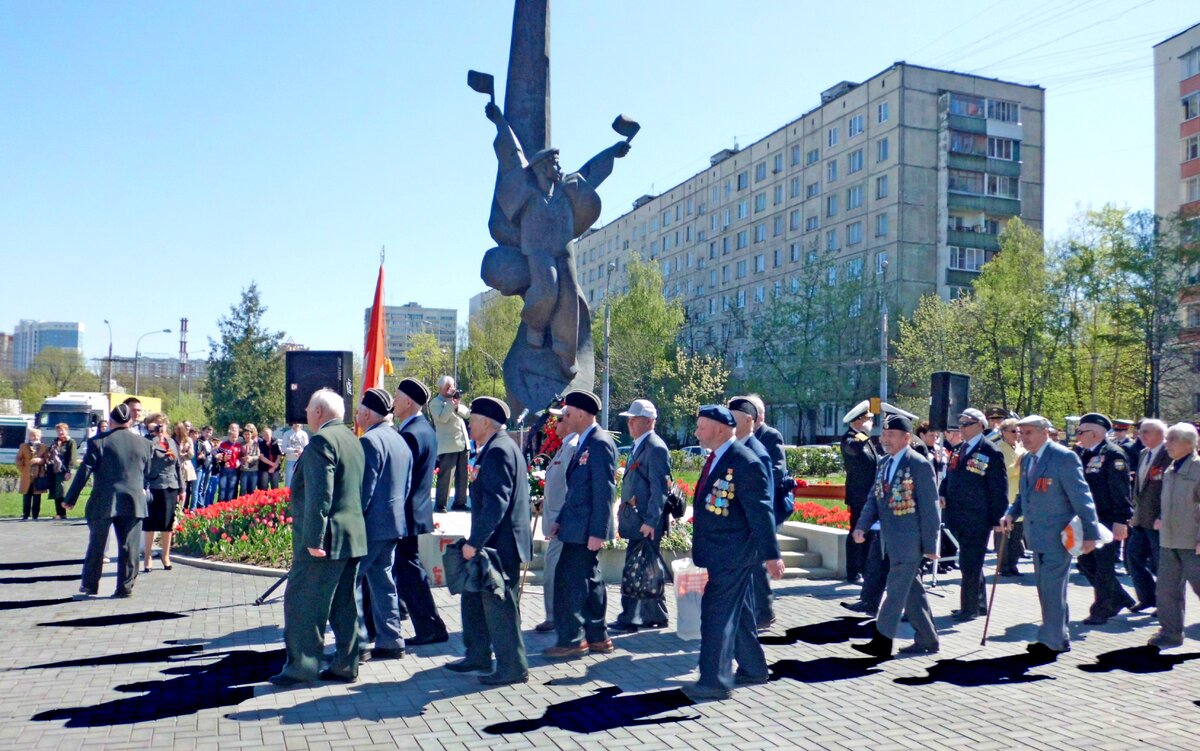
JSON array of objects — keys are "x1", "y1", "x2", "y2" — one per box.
[
  {"x1": 791, "y1": 144, "x2": 802, "y2": 166},
  {"x1": 877, "y1": 101, "x2": 890, "y2": 123},
  {"x1": 1187, "y1": 176, "x2": 1200, "y2": 203},
  {"x1": 737, "y1": 290, "x2": 746, "y2": 309},
  {"x1": 736, "y1": 230, "x2": 748, "y2": 249},
  {"x1": 949, "y1": 169, "x2": 985, "y2": 195},
  {"x1": 805, "y1": 215, "x2": 820, "y2": 232},
  {"x1": 988, "y1": 137, "x2": 1016, "y2": 160},
  {"x1": 876, "y1": 251, "x2": 889, "y2": 274},
  {"x1": 987, "y1": 174, "x2": 1020, "y2": 199},
  {"x1": 1183, "y1": 48, "x2": 1200, "y2": 79},
  {"x1": 847, "y1": 185, "x2": 864, "y2": 209},
  {"x1": 754, "y1": 285, "x2": 765, "y2": 304},
  {"x1": 774, "y1": 248, "x2": 782, "y2": 267},
  {"x1": 774, "y1": 153, "x2": 784, "y2": 173},
  {"x1": 737, "y1": 171, "x2": 749, "y2": 190},
  {"x1": 754, "y1": 224, "x2": 767, "y2": 243},
  {"x1": 723, "y1": 207, "x2": 732, "y2": 227},
  {"x1": 1191, "y1": 305, "x2": 1200, "y2": 328},
  {"x1": 949, "y1": 93, "x2": 985, "y2": 117},
  {"x1": 848, "y1": 149, "x2": 864, "y2": 174},
  {"x1": 875, "y1": 212, "x2": 889, "y2": 237},
  {"x1": 790, "y1": 177, "x2": 802, "y2": 198},
  {"x1": 950, "y1": 131, "x2": 987, "y2": 156},
  {"x1": 807, "y1": 148, "x2": 820, "y2": 165},
  {"x1": 986, "y1": 99, "x2": 1019, "y2": 123},
  {"x1": 774, "y1": 280, "x2": 783, "y2": 297},
  {"x1": 754, "y1": 254, "x2": 766, "y2": 273},
  {"x1": 737, "y1": 200, "x2": 749, "y2": 219},
  {"x1": 722, "y1": 265, "x2": 730, "y2": 283},
  {"x1": 826, "y1": 195, "x2": 839, "y2": 217},
  {"x1": 849, "y1": 293, "x2": 863, "y2": 317},
  {"x1": 789, "y1": 209, "x2": 801, "y2": 231},
  {"x1": 711, "y1": 269, "x2": 718, "y2": 286},
  {"x1": 1192, "y1": 351, "x2": 1200, "y2": 373},
  {"x1": 876, "y1": 174, "x2": 889, "y2": 199},
  {"x1": 755, "y1": 162, "x2": 767, "y2": 182},
  {"x1": 827, "y1": 160, "x2": 838, "y2": 182},
  {"x1": 722, "y1": 236, "x2": 730, "y2": 254},
  {"x1": 1186, "y1": 135, "x2": 1200, "y2": 162},
  {"x1": 848, "y1": 114, "x2": 864, "y2": 137},
  {"x1": 754, "y1": 193, "x2": 767, "y2": 213},
  {"x1": 828, "y1": 126, "x2": 838, "y2": 147},
  {"x1": 806, "y1": 181, "x2": 820, "y2": 198},
  {"x1": 847, "y1": 222, "x2": 863, "y2": 246},
  {"x1": 773, "y1": 184, "x2": 784, "y2": 205},
  {"x1": 877, "y1": 137, "x2": 889, "y2": 162},
  {"x1": 773, "y1": 215, "x2": 784, "y2": 236},
  {"x1": 737, "y1": 259, "x2": 747, "y2": 278},
  {"x1": 791, "y1": 243, "x2": 802, "y2": 262},
  {"x1": 826, "y1": 266, "x2": 838, "y2": 285},
  {"x1": 806, "y1": 249, "x2": 818, "y2": 264},
  {"x1": 826, "y1": 229, "x2": 839, "y2": 251},
  {"x1": 949, "y1": 246, "x2": 987, "y2": 272}
]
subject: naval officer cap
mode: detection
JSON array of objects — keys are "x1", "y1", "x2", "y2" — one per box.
[
  {"x1": 1078, "y1": 413, "x2": 1113, "y2": 432},
  {"x1": 564, "y1": 390, "x2": 601, "y2": 416},
  {"x1": 396, "y1": 378, "x2": 430, "y2": 407},
  {"x1": 881, "y1": 412, "x2": 913, "y2": 433},
  {"x1": 470, "y1": 396, "x2": 511, "y2": 424},
  {"x1": 697, "y1": 404, "x2": 737, "y2": 427},
  {"x1": 985, "y1": 406, "x2": 1009, "y2": 420},
  {"x1": 842, "y1": 399, "x2": 874, "y2": 424},
  {"x1": 727, "y1": 397, "x2": 758, "y2": 420}
]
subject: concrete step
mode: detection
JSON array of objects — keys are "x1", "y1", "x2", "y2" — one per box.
[
  {"x1": 776, "y1": 535, "x2": 808, "y2": 553},
  {"x1": 781, "y1": 566, "x2": 838, "y2": 580},
  {"x1": 781, "y1": 550, "x2": 823, "y2": 568}
]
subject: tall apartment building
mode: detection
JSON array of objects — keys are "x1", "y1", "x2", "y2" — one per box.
[
  {"x1": 0, "y1": 333, "x2": 13, "y2": 373},
  {"x1": 572, "y1": 62, "x2": 1044, "y2": 441},
  {"x1": 11, "y1": 320, "x2": 84, "y2": 372},
  {"x1": 1154, "y1": 22, "x2": 1200, "y2": 220},
  {"x1": 366, "y1": 303, "x2": 457, "y2": 373}
]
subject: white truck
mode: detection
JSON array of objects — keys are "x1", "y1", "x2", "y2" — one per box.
[
  {"x1": 35, "y1": 392, "x2": 113, "y2": 450},
  {"x1": 0, "y1": 414, "x2": 34, "y2": 465}
]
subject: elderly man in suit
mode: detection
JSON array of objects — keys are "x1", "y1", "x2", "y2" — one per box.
[
  {"x1": 841, "y1": 400, "x2": 880, "y2": 584},
  {"x1": 535, "y1": 410, "x2": 581, "y2": 633},
  {"x1": 730, "y1": 396, "x2": 778, "y2": 630},
  {"x1": 746, "y1": 393, "x2": 792, "y2": 526},
  {"x1": 1073, "y1": 413, "x2": 1135, "y2": 624},
  {"x1": 1001, "y1": 414, "x2": 1101, "y2": 656},
  {"x1": 545, "y1": 390, "x2": 617, "y2": 660},
  {"x1": 392, "y1": 378, "x2": 449, "y2": 646},
  {"x1": 1147, "y1": 422, "x2": 1200, "y2": 648},
  {"x1": 851, "y1": 413, "x2": 941, "y2": 658},
  {"x1": 65, "y1": 403, "x2": 153, "y2": 599},
  {"x1": 1127, "y1": 419, "x2": 1169, "y2": 612},
  {"x1": 445, "y1": 397, "x2": 533, "y2": 685},
  {"x1": 269, "y1": 388, "x2": 367, "y2": 686},
  {"x1": 940, "y1": 408, "x2": 1008, "y2": 622},
  {"x1": 353, "y1": 388, "x2": 412, "y2": 661},
  {"x1": 610, "y1": 399, "x2": 672, "y2": 633},
  {"x1": 684, "y1": 405, "x2": 784, "y2": 701}
]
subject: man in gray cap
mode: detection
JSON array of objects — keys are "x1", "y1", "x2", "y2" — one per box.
[
  {"x1": 1001, "y1": 415, "x2": 1101, "y2": 655},
  {"x1": 354, "y1": 387, "x2": 412, "y2": 661},
  {"x1": 610, "y1": 399, "x2": 672, "y2": 633}
]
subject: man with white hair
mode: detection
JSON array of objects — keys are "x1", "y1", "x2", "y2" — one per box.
[
  {"x1": 430, "y1": 375, "x2": 471, "y2": 512},
  {"x1": 1148, "y1": 422, "x2": 1200, "y2": 648},
  {"x1": 1000, "y1": 414, "x2": 1101, "y2": 655},
  {"x1": 1128, "y1": 418, "x2": 1170, "y2": 613},
  {"x1": 269, "y1": 388, "x2": 367, "y2": 686}
]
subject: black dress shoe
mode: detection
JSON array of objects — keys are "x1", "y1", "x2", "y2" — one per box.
[
  {"x1": 371, "y1": 646, "x2": 405, "y2": 660},
  {"x1": 852, "y1": 631, "x2": 894, "y2": 659},
  {"x1": 682, "y1": 682, "x2": 731, "y2": 701},
  {"x1": 267, "y1": 673, "x2": 311, "y2": 687},
  {"x1": 407, "y1": 631, "x2": 450, "y2": 646},
  {"x1": 1027, "y1": 641, "x2": 1070, "y2": 656},
  {"x1": 533, "y1": 621, "x2": 555, "y2": 633},
  {"x1": 319, "y1": 669, "x2": 357, "y2": 683},
  {"x1": 358, "y1": 649, "x2": 372, "y2": 663},
  {"x1": 898, "y1": 643, "x2": 940, "y2": 655},
  {"x1": 845, "y1": 574, "x2": 863, "y2": 585},
  {"x1": 608, "y1": 620, "x2": 638, "y2": 633},
  {"x1": 1000, "y1": 569, "x2": 1023, "y2": 577},
  {"x1": 111, "y1": 591, "x2": 132, "y2": 599},
  {"x1": 1082, "y1": 614, "x2": 1108, "y2": 625},
  {"x1": 444, "y1": 659, "x2": 491, "y2": 673},
  {"x1": 479, "y1": 672, "x2": 529, "y2": 686},
  {"x1": 951, "y1": 610, "x2": 978, "y2": 623},
  {"x1": 755, "y1": 618, "x2": 776, "y2": 632},
  {"x1": 1130, "y1": 601, "x2": 1155, "y2": 613},
  {"x1": 734, "y1": 671, "x2": 769, "y2": 685}
]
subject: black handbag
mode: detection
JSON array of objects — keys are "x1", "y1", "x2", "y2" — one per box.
[
  {"x1": 621, "y1": 538, "x2": 666, "y2": 600},
  {"x1": 664, "y1": 477, "x2": 688, "y2": 520}
]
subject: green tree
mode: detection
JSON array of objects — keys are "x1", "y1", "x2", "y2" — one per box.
[
  {"x1": 164, "y1": 391, "x2": 209, "y2": 427},
  {"x1": 0, "y1": 373, "x2": 16, "y2": 400},
  {"x1": 459, "y1": 294, "x2": 522, "y2": 400},
  {"x1": 892, "y1": 294, "x2": 977, "y2": 415},
  {"x1": 16, "y1": 348, "x2": 96, "y2": 413},
  {"x1": 401, "y1": 332, "x2": 451, "y2": 392},
  {"x1": 206, "y1": 283, "x2": 286, "y2": 430},
  {"x1": 650, "y1": 348, "x2": 729, "y2": 444}
]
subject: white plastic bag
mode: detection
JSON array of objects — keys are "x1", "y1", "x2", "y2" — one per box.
[
  {"x1": 1062, "y1": 516, "x2": 1114, "y2": 557},
  {"x1": 671, "y1": 557, "x2": 707, "y2": 640}
]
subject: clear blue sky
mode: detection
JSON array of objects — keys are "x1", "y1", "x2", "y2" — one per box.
[{"x1": 0, "y1": 0, "x2": 1187, "y2": 364}]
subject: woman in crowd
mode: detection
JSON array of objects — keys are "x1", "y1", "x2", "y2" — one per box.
[
  {"x1": 16, "y1": 427, "x2": 46, "y2": 520},
  {"x1": 238, "y1": 423, "x2": 261, "y2": 497},
  {"x1": 257, "y1": 426, "x2": 282, "y2": 490},
  {"x1": 174, "y1": 422, "x2": 198, "y2": 510},
  {"x1": 46, "y1": 422, "x2": 76, "y2": 519},
  {"x1": 995, "y1": 417, "x2": 1027, "y2": 576},
  {"x1": 916, "y1": 421, "x2": 947, "y2": 485},
  {"x1": 143, "y1": 413, "x2": 183, "y2": 572}
]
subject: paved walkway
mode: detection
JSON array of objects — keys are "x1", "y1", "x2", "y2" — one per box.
[{"x1": 2, "y1": 517, "x2": 1200, "y2": 750}]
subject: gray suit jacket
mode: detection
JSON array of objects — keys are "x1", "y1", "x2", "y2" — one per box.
[
  {"x1": 65, "y1": 428, "x2": 153, "y2": 520},
  {"x1": 618, "y1": 431, "x2": 671, "y2": 538},
  {"x1": 1007, "y1": 440, "x2": 1100, "y2": 553},
  {"x1": 857, "y1": 447, "x2": 940, "y2": 564},
  {"x1": 555, "y1": 426, "x2": 617, "y2": 544},
  {"x1": 359, "y1": 421, "x2": 413, "y2": 541},
  {"x1": 543, "y1": 433, "x2": 579, "y2": 527}
]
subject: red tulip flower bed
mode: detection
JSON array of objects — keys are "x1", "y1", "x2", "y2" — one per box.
[
  {"x1": 789, "y1": 500, "x2": 852, "y2": 529},
  {"x1": 174, "y1": 488, "x2": 294, "y2": 568}
]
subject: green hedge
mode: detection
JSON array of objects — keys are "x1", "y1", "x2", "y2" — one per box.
[
  {"x1": 784, "y1": 446, "x2": 843, "y2": 477},
  {"x1": 668, "y1": 450, "x2": 707, "y2": 473}
]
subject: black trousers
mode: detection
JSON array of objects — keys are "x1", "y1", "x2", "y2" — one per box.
[
  {"x1": 1078, "y1": 540, "x2": 1135, "y2": 618},
  {"x1": 846, "y1": 504, "x2": 868, "y2": 579},
  {"x1": 22, "y1": 492, "x2": 42, "y2": 519},
  {"x1": 435, "y1": 450, "x2": 470, "y2": 510},
  {"x1": 392, "y1": 535, "x2": 447, "y2": 638},
  {"x1": 860, "y1": 530, "x2": 889, "y2": 610},
  {"x1": 1000, "y1": 519, "x2": 1025, "y2": 573},
  {"x1": 81, "y1": 515, "x2": 142, "y2": 596},
  {"x1": 462, "y1": 553, "x2": 527, "y2": 679},
  {"x1": 697, "y1": 565, "x2": 766, "y2": 690},
  {"x1": 952, "y1": 524, "x2": 990, "y2": 615},
  {"x1": 752, "y1": 564, "x2": 775, "y2": 624},
  {"x1": 554, "y1": 542, "x2": 607, "y2": 646}
]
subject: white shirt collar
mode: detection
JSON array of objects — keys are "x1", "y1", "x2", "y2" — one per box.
[
  {"x1": 632, "y1": 431, "x2": 652, "y2": 453},
  {"x1": 710, "y1": 437, "x2": 736, "y2": 466},
  {"x1": 964, "y1": 433, "x2": 983, "y2": 452}
]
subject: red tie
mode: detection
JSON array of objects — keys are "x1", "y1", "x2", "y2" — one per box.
[{"x1": 697, "y1": 452, "x2": 716, "y2": 497}]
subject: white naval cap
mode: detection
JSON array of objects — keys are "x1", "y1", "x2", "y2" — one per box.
[{"x1": 842, "y1": 400, "x2": 874, "y2": 424}]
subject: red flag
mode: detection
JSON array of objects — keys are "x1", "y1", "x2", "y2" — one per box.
[{"x1": 360, "y1": 262, "x2": 393, "y2": 431}]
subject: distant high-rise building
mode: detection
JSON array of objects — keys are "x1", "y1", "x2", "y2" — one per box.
[
  {"x1": 12, "y1": 320, "x2": 84, "y2": 371},
  {"x1": 469, "y1": 289, "x2": 503, "y2": 319},
  {"x1": 1153, "y1": 22, "x2": 1200, "y2": 221},
  {"x1": 0, "y1": 333, "x2": 13, "y2": 373},
  {"x1": 366, "y1": 303, "x2": 457, "y2": 373}
]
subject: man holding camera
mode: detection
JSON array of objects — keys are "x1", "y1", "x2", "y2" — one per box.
[{"x1": 431, "y1": 375, "x2": 471, "y2": 512}]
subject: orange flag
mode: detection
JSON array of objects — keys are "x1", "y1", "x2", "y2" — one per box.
[{"x1": 360, "y1": 262, "x2": 393, "y2": 433}]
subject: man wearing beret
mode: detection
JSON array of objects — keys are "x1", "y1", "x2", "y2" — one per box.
[
  {"x1": 270, "y1": 388, "x2": 367, "y2": 686},
  {"x1": 940, "y1": 408, "x2": 1008, "y2": 622},
  {"x1": 447, "y1": 396, "x2": 532, "y2": 685},
  {"x1": 746, "y1": 393, "x2": 793, "y2": 526},
  {"x1": 1072, "y1": 412, "x2": 1135, "y2": 624},
  {"x1": 685, "y1": 405, "x2": 784, "y2": 700},
  {"x1": 851, "y1": 412, "x2": 942, "y2": 658},
  {"x1": 354, "y1": 388, "x2": 412, "y2": 661},
  {"x1": 730, "y1": 396, "x2": 778, "y2": 630},
  {"x1": 610, "y1": 399, "x2": 672, "y2": 633},
  {"x1": 841, "y1": 400, "x2": 881, "y2": 584},
  {"x1": 66, "y1": 402, "x2": 153, "y2": 600},
  {"x1": 545, "y1": 390, "x2": 618, "y2": 659},
  {"x1": 1001, "y1": 415, "x2": 1102, "y2": 654},
  {"x1": 392, "y1": 378, "x2": 449, "y2": 646}
]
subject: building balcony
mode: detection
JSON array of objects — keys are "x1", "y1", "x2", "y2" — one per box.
[
  {"x1": 948, "y1": 192, "x2": 1021, "y2": 217},
  {"x1": 946, "y1": 268, "x2": 981, "y2": 287},
  {"x1": 945, "y1": 113, "x2": 987, "y2": 134},
  {"x1": 947, "y1": 228, "x2": 1000, "y2": 251}
]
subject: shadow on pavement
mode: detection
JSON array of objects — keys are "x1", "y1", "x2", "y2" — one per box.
[
  {"x1": 768, "y1": 655, "x2": 888, "y2": 683},
  {"x1": 758, "y1": 616, "x2": 874, "y2": 646},
  {"x1": 482, "y1": 685, "x2": 699, "y2": 735},
  {"x1": 0, "y1": 558, "x2": 83, "y2": 571},
  {"x1": 39, "y1": 611, "x2": 187, "y2": 628},
  {"x1": 894, "y1": 651, "x2": 1058, "y2": 687},
  {"x1": 0, "y1": 573, "x2": 84, "y2": 584},
  {"x1": 1077, "y1": 645, "x2": 1200, "y2": 674},
  {"x1": 0, "y1": 597, "x2": 75, "y2": 611},
  {"x1": 18, "y1": 645, "x2": 203, "y2": 671}
]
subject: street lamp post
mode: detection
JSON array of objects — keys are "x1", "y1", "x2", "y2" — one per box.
[
  {"x1": 879, "y1": 259, "x2": 889, "y2": 404},
  {"x1": 134, "y1": 328, "x2": 172, "y2": 395},
  {"x1": 103, "y1": 319, "x2": 113, "y2": 394},
  {"x1": 601, "y1": 261, "x2": 618, "y2": 431}
]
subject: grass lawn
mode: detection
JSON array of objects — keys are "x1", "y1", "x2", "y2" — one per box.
[{"x1": 0, "y1": 489, "x2": 92, "y2": 519}]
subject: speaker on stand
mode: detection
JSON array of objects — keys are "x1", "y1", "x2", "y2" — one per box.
[
  {"x1": 929, "y1": 371, "x2": 970, "y2": 431},
  {"x1": 285, "y1": 350, "x2": 354, "y2": 425}
]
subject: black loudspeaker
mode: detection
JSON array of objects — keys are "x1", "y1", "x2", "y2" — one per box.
[
  {"x1": 286, "y1": 350, "x2": 354, "y2": 425},
  {"x1": 929, "y1": 371, "x2": 970, "y2": 430}
]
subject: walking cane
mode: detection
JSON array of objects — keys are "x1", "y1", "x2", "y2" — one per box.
[
  {"x1": 254, "y1": 572, "x2": 288, "y2": 606},
  {"x1": 519, "y1": 497, "x2": 544, "y2": 601},
  {"x1": 980, "y1": 528, "x2": 1010, "y2": 646}
]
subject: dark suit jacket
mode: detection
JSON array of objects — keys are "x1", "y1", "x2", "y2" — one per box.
[
  {"x1": 65, "y1": 428, "x2": 153, "y2": 520},
  {"x1": 360, "y1": 421, "x2": 413, "y2": 541},
  {"x1": 291, "y1": 420, "x2": 367, "y2": 560},
  {"x1": 397, "y1": 414, "x2": 437, "y2": 536},
  {"x1": 858, "y1": 447, "x2": 941, "y2": 563},
  {"x1": 1080, "y1": 440, "x2": 1133, "y2": 528},
  {"x1": 692, "y1": 439, "x2": 781, "y2": 570},
  {"x1": 1132, "y1": 445, "x2": 1171, "y2": 529},
  {"x1": 467, "y1": 430, "x2": 533, "y2": 572},
  {"x1": 555, "y1": 425, "x2": 617, "y2": 545},
  {"x1": 939, "y1": 435, "x2": 1008, "y2": 532},
  {"x1": 754, "y1": 423, "x2": 791, "y2": 522},
  {"x1": 617, "y1": 431, "x2": 671, "y2": 537},
  {"x1": 841, "y1": 427, "x2": 880, "y2": 510}
]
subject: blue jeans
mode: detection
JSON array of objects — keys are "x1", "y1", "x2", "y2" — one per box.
[
  {"x1": 1125, "y1": 526, "x2": 1160, "y2": 606},
  {"x1": 218, "y1": 469, "x2": 239, "y2": 502},
  {"x1": 238, "y1": 470, "x2": 257, "y2": 497}
]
